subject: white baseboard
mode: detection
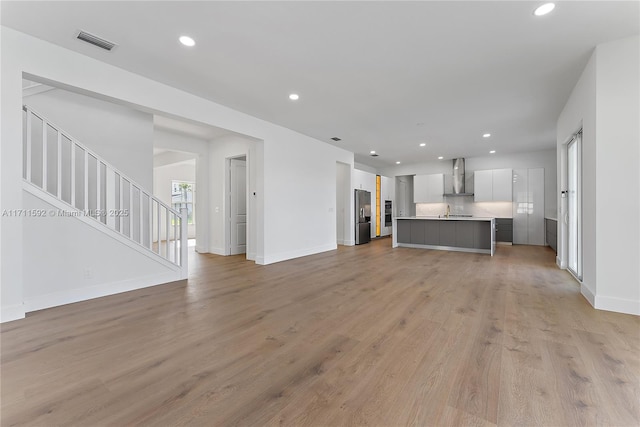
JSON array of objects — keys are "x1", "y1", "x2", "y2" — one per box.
[
  {"x1": 208, "y1": 247, "x2": 226, "y2": 256},
  {"x1": 23, "y1": 271, "x2": 183, "y2": 313},
  {"x1": 246, "y1": 251, "x2": 256, "y2": 261},
  {"x1": 595, "y1": 295, "x2": 640, "y2": 316},
  {"x1": 337, "y1": 239, "x2": 356, "y2": 246},
  {"x1": 262, "y1": 243, "x2": 337, "y2": 265},
  {"x1": 580, "y1": 283, "x2": 596, "y2": 307},
  {"x1": 1, "y1": 304, "x2": 26, "y2": 323}
]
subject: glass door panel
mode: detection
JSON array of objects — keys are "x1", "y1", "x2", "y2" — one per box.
[{"x1": 567, "y1": 133, "x2": 582, "y2": 279}]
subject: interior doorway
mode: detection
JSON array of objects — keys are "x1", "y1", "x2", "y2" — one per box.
[
  {"x1": 228, "y1": 156, "x2": 247, "y2": 255},
  {"x1": 395, "y1": 175, "x2": 415, "y2": 217}
]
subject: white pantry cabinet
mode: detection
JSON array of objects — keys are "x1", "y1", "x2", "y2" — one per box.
[
  {"x1": 474, "y1": 169, "x2": 513, "y2": 202},
  {"x1": 513, "y1": 168, "x2": 545, "y2": 245},
  {"x1": 414, "y1": 174, "x2": 444, "y2": 203}
]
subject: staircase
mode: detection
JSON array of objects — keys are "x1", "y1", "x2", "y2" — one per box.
[{"x1": 22, "y1": 105, "x2": 188, "y2": 279}]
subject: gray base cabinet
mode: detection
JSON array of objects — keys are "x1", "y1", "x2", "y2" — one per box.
[
  {"x1": 397, "y1": 219, "x2": 411, "y2": 244},
  {"x1": 545, "y1": 218, "x2": 557, "y2": 253},
  {"x1": 495, "y1": 218, "x2": 513, "y2": 243},
  {"x1": 439, "y1": 222, "x2": 456, "y2": 247},
  {"x1": 396, "y1": 219, "x2": 493, "y2": 253},
  {"x1": 474, "y1": 222, "x2": 492, "y2": 250}
]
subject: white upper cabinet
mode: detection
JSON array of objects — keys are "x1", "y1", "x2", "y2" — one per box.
[
  {"x1": 492, "y1": 169, "x2": 513, "y2": 201},
  {"x1": 474, "y1": 170, "x2": 494, "y2": 202},
  {"x1": 474, "y1": 168, "x2": 512, "y2": 202},
  {"x1": 414, "y1": 173, "x2": 444, "y2": 203}
]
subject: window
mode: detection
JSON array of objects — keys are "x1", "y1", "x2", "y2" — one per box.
[{"x1": 171, "y1": 181, "x2": 195, "y2": 225}]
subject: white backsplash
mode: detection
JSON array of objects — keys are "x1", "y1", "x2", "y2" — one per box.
[{"x1": 416, "y1": 198, "x2": 513, "y2": 218}]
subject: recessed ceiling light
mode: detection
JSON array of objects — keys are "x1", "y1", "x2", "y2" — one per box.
[
  {"x1": 419, "y1": 143, "x2": 426, "y2": 147},
  {"x1": 396, "y1": 161, "x2": 401, "y2": 164},
  {"x1": 438, "y1": 156, "x2": 444, "y2": 160},
  {"x1": 534, "y1": 3, "x2": 555, "y2": 16},
  {"x1": 490, "y1": 150, "x2": 496, "y2": 154},
  {"x1": 179, "y1": 36, "x2": 195, "y2": 47},
  {"x1": 483, "y1": 133, "x2": 491, "y2": 138},
  {"x1": 289, "y1": 93, "x2": 299, "y2": 101},
  {"x1": 370, "y1": 150, "x2": 376, "y2": 154}
]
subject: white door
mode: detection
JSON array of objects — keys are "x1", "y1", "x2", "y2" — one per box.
[{"x1": 230, "y1": 158, "x2": 246, "y2": 255}]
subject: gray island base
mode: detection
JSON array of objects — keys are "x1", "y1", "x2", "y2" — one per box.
[{"x1": 392, "y1": 217, "x2": 496, "y2": 256}]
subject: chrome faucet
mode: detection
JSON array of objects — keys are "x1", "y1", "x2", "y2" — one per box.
[{"x1": 445, "y1": 204, "x2": 450, "y2": 218}]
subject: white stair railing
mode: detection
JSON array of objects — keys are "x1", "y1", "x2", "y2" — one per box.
[{"x1": 22, "y1": 105, "x2": 188, "y2": 273}]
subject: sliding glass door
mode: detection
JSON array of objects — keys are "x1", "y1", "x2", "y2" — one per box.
[{"x1": 567, "y1": 131, "x2": 582, "y2": 279}]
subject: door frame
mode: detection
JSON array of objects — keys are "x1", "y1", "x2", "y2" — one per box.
[
  {"x1": 225, "y1": 154, "x2": 249, "y2": 256},
  {"x1": 565, "y1": 131, "x2": 583, "y2": 281}
]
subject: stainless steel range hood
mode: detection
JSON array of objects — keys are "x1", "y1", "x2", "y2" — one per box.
[{"x1": 444, "y1": 158, "x2": 474, "y2": 197}]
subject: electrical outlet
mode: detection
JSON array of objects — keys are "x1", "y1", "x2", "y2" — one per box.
[{"x1": 84, "y1": 268, "x2": 93, "y2": 280}]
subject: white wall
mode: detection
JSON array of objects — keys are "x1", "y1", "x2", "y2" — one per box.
[
  {"x1": 153, "y1": 160, "x2": 197, "y2": 238},
  {"x1": 1, "y1": 27, "x2": 354, "y2": 321},
  {"x1": 557, "y1": 35, "x2": 639, "y2": 315},
  {"x1": 336, "y1": 162, "x2": 352, "y2": 245},
  {"x1": 21, "y1": 190, "x2": 182, "y2": 312},
  {"x1": 595, "y1": 36, "x2": 639, "y2": 314},
  {"x1": 24, "y1": 88, "x2": 154, "y2": 189}
]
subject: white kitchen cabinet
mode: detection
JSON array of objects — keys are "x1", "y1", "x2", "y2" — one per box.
[
  {"x1": 513, "y1": 168, "x2": 545, "y2": 245},
  {"x1": 474, "y1": 170, "x2": 494, "y2": 202},
  {"x1": 414, "y1": 173, "x2": 443, "y2": 203},
  {"x1": 413, "y1": 174, "x2": 427, "y2": 203},
  {"x1": 474, "y1": 168, "x2": 513, "y2": 202},
  {"x1": 492, "y1": 169, "x2": 513, "y2": 201}
]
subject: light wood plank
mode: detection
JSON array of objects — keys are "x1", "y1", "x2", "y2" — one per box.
[{"x1": 2, "y1": 240, "x2": 639, "y2": 426}]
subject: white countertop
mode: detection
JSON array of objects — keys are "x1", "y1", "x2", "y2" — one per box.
[{"x1": 395, "y1": 216, "x2": 495, "y2": 221}]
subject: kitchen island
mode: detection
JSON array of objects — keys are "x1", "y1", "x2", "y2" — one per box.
[{"x1": 392, "y1": 216, "x2": 496, "y2": 256}]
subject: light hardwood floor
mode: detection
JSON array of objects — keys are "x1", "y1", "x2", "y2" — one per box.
[{"x1": 2, "y1": 238, "x2": 639, "y2": 426}]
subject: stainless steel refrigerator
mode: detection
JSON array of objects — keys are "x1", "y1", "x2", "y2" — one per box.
[{"x1": 355, "y1": 189, "x2": 371, "y2": 245}]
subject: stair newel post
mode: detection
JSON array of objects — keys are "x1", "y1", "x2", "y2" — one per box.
[{"x1": 180, "y1": 207, "x2": 188, "y2": 279}]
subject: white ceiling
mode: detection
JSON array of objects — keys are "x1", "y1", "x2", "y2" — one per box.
[
  {"x1": 154, "y1": 114, "x2": 232, "y2": 140},
  {"x1": 3, "y1": 1, "x2": 638, "y2": 168}
]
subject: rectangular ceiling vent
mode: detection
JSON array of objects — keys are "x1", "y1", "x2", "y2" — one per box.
[
  {"x1": 330, "y1": 137, "x2": 342, "y2": 141},
  {"x1": 76, "y1": 30, "x2": 117, "y2": 51}
]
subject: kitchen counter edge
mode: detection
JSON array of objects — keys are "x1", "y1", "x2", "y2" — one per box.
[{"x1": 394, "y1": 216, "x2": 495, "y2": 221}]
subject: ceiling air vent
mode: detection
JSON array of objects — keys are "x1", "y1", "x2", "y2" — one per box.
[
  {"x1": 76, "y1": 30, "x2": 117, "y2": 51},
  {"x1": 331, "y1": 137, "x2": 341, "y2": 141}
]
